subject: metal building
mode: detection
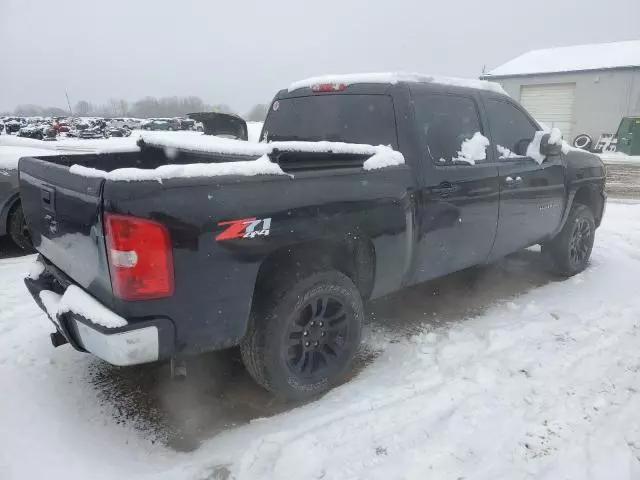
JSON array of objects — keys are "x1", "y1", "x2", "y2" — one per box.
[{"x1": 482, "y1": 40, "x2": 640, "y2": 146}]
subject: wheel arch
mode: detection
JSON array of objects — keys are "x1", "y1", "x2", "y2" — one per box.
[
  {"x1": 254, "y1": 237, "x2": 376, "y2": 302},
  {"x1": 572, "y1": 185, "x2": 605, "y2": 227},
  {"x1": 553, "y1": 184, "x2": 605, "y2": 238}
]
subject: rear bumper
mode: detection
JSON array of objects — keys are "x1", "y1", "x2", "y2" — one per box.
[{"x1": 25, "y1": 256, "x2": 175, "y2": 366}]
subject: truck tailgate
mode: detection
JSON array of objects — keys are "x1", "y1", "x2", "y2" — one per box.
[{"x1": 19, "y1": 156, "x2": 112, "y2": 299}]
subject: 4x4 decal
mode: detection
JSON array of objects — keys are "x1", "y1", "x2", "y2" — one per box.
[{"x1": 216, "y1": 217, "x2": 272, "y2": 241}]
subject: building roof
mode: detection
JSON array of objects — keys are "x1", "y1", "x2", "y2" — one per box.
[{"x1": 485, "y1": 40, "x2": 640, "y2": 78}]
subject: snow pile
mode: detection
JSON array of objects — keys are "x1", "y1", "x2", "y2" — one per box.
[
  {"x1": 598, "y1": 152, "x2": 640, "y2": 165},
  {"x1": 486, "y1": 39, "x2": 640, "y2": 77},
  {"x1": 26, "y1": 258, "x2": 45, "y2": 280},
  {"x1": 548, "y1": 127, "x2": 563, "y2": 146},
  {"x1": 38, "y1": 284, "x2": 127, "y2": 329},
  {"x1": 526, "y1": 131, "x2": 547, "y2": 164},
  {"x1": 496, "y1": 145, "x2": 524, "y2": 159},
  {"x1": 362, "y1": 146, "x2": 405, "y2": 170},
  {"x1": 289, "y1": 72, "x2": 508, "y2": 96},
  {"x1": 454, "y1": 132, "x2": 490, "y2": 165},
  {"x1": 70, "y1": 154, "x2": 288, "y2": 182},
  {"x1": 139, "y1": 131, "x2": 266, "y2": 157}
]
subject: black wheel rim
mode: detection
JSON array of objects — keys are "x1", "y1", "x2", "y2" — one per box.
[
  {"x1": 569, "y1": 218, "x2": 592, "y2": 267},
  {"x1": 284, "y1": 295, "x2": 350, "y2": 378}
]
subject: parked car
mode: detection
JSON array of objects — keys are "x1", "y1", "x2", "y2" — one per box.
[
  {"x1": 1, "y1": 163, "x2": 33, "y2": 251},
  {"x1": 19, "y1": 74, "x2": 606, "y2": 400},
  {"x1": 4, "y1": 119, "x2": 24, "y2": 134}
]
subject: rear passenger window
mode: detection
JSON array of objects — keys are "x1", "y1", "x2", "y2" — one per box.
[
  {"x1": 485, "y1": 100, "x2": 538, "y2": 159},
  {"x1": 413, "y1": 94, "x2": 487, "y2": 165}
]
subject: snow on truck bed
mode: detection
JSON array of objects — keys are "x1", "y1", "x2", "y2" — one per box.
[
  {"x1": 289, "y1": 71, "x2": 508, "y2": 95},
  {"x1": 2, "y1": 202, "x2": 640, "y2": 479},
  {"x1": 70, "y1": 133, "x2": 405, "y2": 181}
]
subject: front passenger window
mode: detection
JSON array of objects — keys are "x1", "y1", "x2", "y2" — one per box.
[{"x1": 485, "y1": 99, "x2": 538, "y2": 159}]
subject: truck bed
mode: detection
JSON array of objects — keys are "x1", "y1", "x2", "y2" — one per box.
[{"x1": 18, "y1": 140, "x2": 412, "y2": 357}]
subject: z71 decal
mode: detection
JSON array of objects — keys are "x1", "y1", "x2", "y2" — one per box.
[{"x1": 216, "y1": 217, "x2": 272, "y2": 241}]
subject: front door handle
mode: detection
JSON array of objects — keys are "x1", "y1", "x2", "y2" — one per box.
[
  {"x1": 505, "y1": 176, "x2": 523, "y2": 188},
  {"x1": 432, "y1": 182, "x2": 461, "y2": 197}
]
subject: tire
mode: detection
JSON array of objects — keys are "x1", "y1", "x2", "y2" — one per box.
[
  {"x1": 241, "y1": 270, "x2": 363, "y2": 401},
  {"x1": 573, "y1": 134, "x2": 592, "y2": 151},
  {"x1": 8, "y1": 203, "x2": 34, "y2": 253},
  {"x1": 542, "y1": 204, "x2": 595, "y2": 277}
]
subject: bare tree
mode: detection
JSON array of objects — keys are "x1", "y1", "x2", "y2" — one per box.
[
  {"x1": 74, "y1": 100, "x2": 93, "y2": 116},
  {"x1": 14, "y1": 104, "x2": 44, "y2": 116},
  {"x1": 41, "y1": 107, "x2": 69, "y2": 117},
  {"x1": 118, "y1": 99, "x2": 129, "y2": 117}
]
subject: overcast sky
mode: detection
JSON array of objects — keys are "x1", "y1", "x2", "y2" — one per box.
[{"x1": 1, "y1": 0, "x2": 639, "y2": 114}]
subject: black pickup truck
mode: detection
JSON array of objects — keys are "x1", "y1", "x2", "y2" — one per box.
[{"x1": 20, "y1": 75, "x2": 606, "y2": 400}]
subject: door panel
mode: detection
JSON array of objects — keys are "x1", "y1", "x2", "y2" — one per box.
[
  {"x1": 407, "y1": 89, "x2": 500, "y2": 284},
  {"x1": 490, "y1": 154, "x2": 566, "y2": 260},
  {"x1": 412, "y1": 164, "x2": 499, "y2": 282}
]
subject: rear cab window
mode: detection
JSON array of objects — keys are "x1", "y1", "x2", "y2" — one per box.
[
  {"x1": 262, "y1": 94, "x2": 398, "y2": 147},
  {"x1": 411, "y1": 92, "x2": 487, "y2": 166}
]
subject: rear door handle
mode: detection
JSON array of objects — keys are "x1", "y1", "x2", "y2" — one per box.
[{"x1": 432, "y1": 182, "x2": 461, "y2": 197}]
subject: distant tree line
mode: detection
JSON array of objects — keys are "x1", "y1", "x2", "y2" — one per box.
[{"x1": 3, "y1": 96, "x2": 269, "y2": 122}]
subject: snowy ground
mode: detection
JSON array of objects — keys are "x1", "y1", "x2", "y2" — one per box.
[
  {"x1": 598, "y1": 152, "x2": 640, "y2": 165},
  {"x1": 2, "y1": 201, "x2": 640, "y2": 479}
]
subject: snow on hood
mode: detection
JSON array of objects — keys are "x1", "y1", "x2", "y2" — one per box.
[{"x1": 288, "y1": 72, "x2": 508, "y2": 96}]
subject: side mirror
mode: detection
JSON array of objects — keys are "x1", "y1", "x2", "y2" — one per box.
[{"x1": 539, "y1": 129, "x2": 562, "y2": 156}]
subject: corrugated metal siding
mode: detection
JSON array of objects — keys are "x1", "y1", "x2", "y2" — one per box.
[{"x1": 520, "y1": 83, "x2": 576, "y2": 137}]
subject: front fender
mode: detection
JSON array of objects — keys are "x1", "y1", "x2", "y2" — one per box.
[{"x1": 551, "y1": 150, "x2": 606, "y2": 237}]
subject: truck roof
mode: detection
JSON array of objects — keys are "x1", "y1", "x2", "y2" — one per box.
[{"x1": 288, "y1": 72, "x2": 507, "y2": 96}]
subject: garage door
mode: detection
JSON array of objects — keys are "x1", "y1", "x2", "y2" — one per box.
[{"x1": 520, "y1": 83, "x2": 576, "y2": 139}]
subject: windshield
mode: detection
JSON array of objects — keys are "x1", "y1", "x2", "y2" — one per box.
[{"x1": 262, "y1": 94, "x2": 398, "y2": 146}]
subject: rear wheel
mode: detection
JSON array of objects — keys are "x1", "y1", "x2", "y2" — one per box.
[
  {"x1": 542, "y1": 204, "x2": 595, "y2": 276},
  {"x1": 8, "y1": 203, "x2": 34, "y2": 253},
  {"x1": 241, "y1": 270, "x2": 363, "y2": 401}
]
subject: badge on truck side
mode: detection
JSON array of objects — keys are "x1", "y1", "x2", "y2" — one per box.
[{"x1": 216, "y1": 217, "x2": 272, "y2": 241}]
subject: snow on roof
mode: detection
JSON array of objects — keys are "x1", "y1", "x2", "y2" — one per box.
[
  {"x1": 288, "y1": 72, "x2": 507, "y2": 95},
  {"x1": 485, "y1": 40, "x2": 640, "y2": 77}
]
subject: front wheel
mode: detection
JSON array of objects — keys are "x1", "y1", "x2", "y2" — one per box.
[
  {"x1": 241, "y1": 270, "x2": 363, "y2": 401},
  {"x1": 542, "y1": 204, "x2": 595, "y2": 276}
]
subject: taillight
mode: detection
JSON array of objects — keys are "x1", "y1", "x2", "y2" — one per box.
[
  {"x1": 104, "y1": 213, "x2": 174, "y2": 300},
  {"x1": 311, "y1": 83, "x2": 346, "y2": 92}
]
